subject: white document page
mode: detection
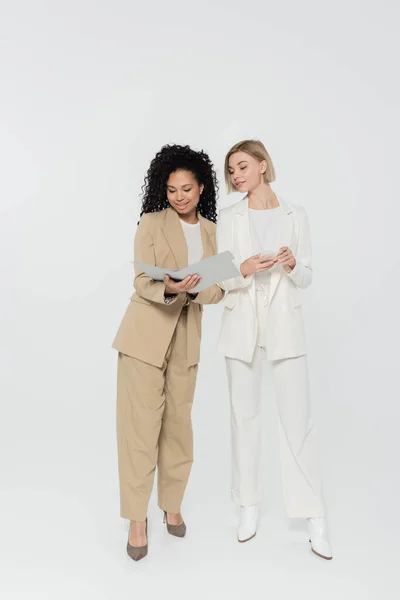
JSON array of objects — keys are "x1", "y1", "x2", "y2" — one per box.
[{"x1": 134, "y1": 250, "x2": 240, "y2": 293}]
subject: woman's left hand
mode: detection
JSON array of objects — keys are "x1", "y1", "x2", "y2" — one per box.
[{"x1": 276, "y1": 246, "x2": 296, "y2": 270}]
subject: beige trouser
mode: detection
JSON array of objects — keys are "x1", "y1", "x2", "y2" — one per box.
[{"x1": 116, "y1": 309, "x2": 198, "y2": 522}]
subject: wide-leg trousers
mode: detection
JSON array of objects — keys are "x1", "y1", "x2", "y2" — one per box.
[
  {"x1": 226, "y1": 347, "x2": 325, "y2": 518},
  {"x1": 116, "y1": 308, "x2": 198, "y2": 522}
]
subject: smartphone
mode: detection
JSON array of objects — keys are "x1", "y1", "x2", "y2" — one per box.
[{"x1": 260, "y1": 251, "x2": 278, "y2": 263}]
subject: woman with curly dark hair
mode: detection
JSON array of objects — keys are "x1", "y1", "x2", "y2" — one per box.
[{"x1": 112, "y1": 144, "x2": 224, "y2": 561}]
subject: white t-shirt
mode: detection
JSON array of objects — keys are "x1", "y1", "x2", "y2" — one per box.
[
  {"x1": 180, "y1": 219, "x2": 203, "y2": 265},
  {"x1": 249, "y1": 206, "x2": 282, "y2": 291}
]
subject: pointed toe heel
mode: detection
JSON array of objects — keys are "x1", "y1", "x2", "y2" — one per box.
[
  {"x1": 163, "y1": 510, "x2": 187, "y2": 538},
  {"x1": 127, "y1": 518, "x2": 148, "y2": 561},
  {"x1": 237, "y1": 505, "x2": 258, "y2": 543},
  {"x1": 126, "y1": 542, "x2": 148, "y2": 561},
  {"x1": 308, "y1": 518, "x2": 333, "y2": 560}
]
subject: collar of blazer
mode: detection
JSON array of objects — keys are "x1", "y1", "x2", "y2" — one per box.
[
  {"x1": 234, "y1": 194, "x2": 292, "y2": 217},
  {"x1": 233, "y1": 194, "x2": 294, "y2": 256},
  {"x1": 161, "y1": 207, "x2": 215, "y2": 270}
]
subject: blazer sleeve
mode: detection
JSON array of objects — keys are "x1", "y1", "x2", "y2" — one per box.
[
  {"x1": 286, "y1": 207, "x2": 313, "y2": 289},
  {"x1": 133, "y1": 214, "x2": 181, "y2": 305},
  {"x1": 216, "y1": 207, "x2": 253, "y2": 292},
  {"x1": 190, "y1": 284, "x2": 224, "y2": 305}
]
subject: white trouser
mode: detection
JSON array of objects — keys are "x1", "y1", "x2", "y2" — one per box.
[{"x1": 226, "y1": 292, "x2": 325, "y2": 517}]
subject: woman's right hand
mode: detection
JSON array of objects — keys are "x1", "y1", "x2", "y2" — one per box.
[
  {"x1": 240, "y1": 254, "x2": 277, "y2": 278},
  {"x1": 164, "y1": 274, "x2": 201, "y2": 294}
]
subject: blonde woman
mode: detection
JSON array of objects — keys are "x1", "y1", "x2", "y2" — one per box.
[{"x1": 216, "y1": 140, "x2": 332, "y2": 560}]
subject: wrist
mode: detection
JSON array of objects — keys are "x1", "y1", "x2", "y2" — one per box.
[
  {"x1": 284, "y1": 258, "x2": 296, "y2": 274},
  {"x1": 240, "y1": 264, "x2": 248, "y2": 278},
  {"x1": 164, "y1": 286, "x2": 177, "y2": 296}
]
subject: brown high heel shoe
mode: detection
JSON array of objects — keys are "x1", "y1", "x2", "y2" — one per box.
[
  {"x1": 127, "y1": 518, "x2": 148, "y2": 561},
  {"x1": 163, "y1": 511, "x2": 186, "y2": 538}
]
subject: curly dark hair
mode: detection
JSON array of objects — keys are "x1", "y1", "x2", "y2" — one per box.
[{"x1": 140, "y1": 144, "x2": 218, "y2": 223}]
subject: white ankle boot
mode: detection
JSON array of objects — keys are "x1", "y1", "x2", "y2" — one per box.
[
  {"x1": 308, "y1": 518, "x2": 333, "y2": 560},
  {"x1": 238, "y1": 505, "x2": 258, "y2": 543}
]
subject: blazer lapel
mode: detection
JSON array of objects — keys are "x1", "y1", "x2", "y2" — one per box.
[
  {"x1": 235, "y1": 196, "x2": 253, "y2": 264},
  {"x1": 198, "y1": 213, "x2": 214, "y2": 259},
  {"x1": 161, "y1": 207, "x2": 188, "y2": 270},
  {"x1": 269, "y1": 198, "x2": 294, "y2": 302},
  {"x1": 235, "y1": 196, "x2": 257, "y2": 308}
]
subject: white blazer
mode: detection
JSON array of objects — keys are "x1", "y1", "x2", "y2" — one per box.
[{"x1": 217, "y1": 196, "x2": 312, "y2": 363}]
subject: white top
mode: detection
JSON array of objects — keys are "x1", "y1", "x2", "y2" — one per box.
[
  {"x1": 180, "y1": 219, "x2": 203, "y2": 265},
  {"x1": 249, "y1": 206, "x2": 282, "y2": 292}
]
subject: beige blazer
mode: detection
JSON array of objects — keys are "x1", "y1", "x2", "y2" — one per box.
[{"x1": 112, "y1": 207, "x2": 224, "y2": 367}]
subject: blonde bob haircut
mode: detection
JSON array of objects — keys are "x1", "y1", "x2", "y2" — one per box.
[{"x1": 224, "y1": 139, "x2": 276, "y2": 194}]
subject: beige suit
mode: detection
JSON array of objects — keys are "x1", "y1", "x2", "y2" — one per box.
[{"x1": 113, "y1": 207, "x2": 223, "y2": 521}]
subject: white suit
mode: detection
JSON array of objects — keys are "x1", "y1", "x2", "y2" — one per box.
[{"x1": 217, "y1": 196, "x2": 325, "y2": 517}]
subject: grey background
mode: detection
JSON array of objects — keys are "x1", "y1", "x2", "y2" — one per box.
[{"x1": 1, "y1": 0, "x2": 399, "y2": 598}]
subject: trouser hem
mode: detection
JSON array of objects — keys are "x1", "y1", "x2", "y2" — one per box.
[{"x1": 231, "y1": 488, "x2": 262, "y2": 506}]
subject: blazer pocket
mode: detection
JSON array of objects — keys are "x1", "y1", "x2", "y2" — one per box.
[
  {"x1": 291, "y1": 287, "x2": 302, "y2": 308},
  {"x1": 223, "y1": 293, "x2": 236, "y2": 310},
  {"x1": 131, "y1": 293, "x2": 152, "y2": 306}
]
